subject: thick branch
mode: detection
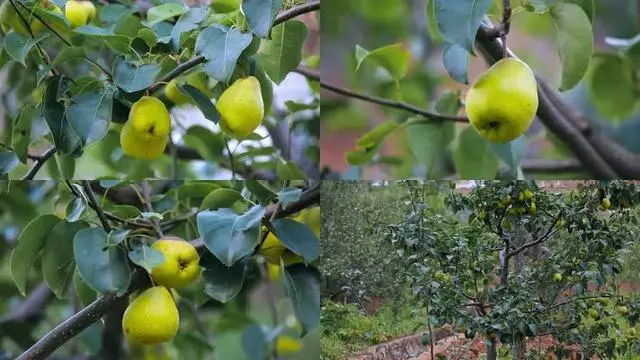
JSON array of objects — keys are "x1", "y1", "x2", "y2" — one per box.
[
  {"x1": 508, "y1": 213, "x2": 562, "y2": 259},
  {"x1": 295, "y1": 67, "x2": 468, "y2": 123}
]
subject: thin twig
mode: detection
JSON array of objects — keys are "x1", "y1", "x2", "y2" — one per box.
[
  {"x1": 224, "y1": 138, "x2": 236, "y2": 180},
  {"x1": 295, "y1": 67, "x2": 468, "y2": 123},
  {"x1": 141, "y1": 181, "x2": 164, "y2": 237},
  {"x1": 21, "y1": 147, "x2": 56, "y2": 180},
  {"x1": 501, "y1": 0, "x2": 511, "y2": 58},
  {"x1": 83, "y1": 181, "x2": 112, "y2": 232}
]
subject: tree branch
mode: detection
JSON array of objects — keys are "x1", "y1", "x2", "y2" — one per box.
[
  {"x1": 21, "y1": 147, "x2": 56, "y2": 180},
  {"x1": 295, "y1": 67, "x2": 468, "y2": 123},
  {"x1": 83, "y1": 181, "x2": 112, "y2": 232},
  {"x1": 507, "y1": 212, "x2": 562, "y2": 259}
]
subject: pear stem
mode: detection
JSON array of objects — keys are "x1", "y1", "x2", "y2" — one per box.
[{"x1": 501, "y1": 0, "x2": 511, "y2": 58}]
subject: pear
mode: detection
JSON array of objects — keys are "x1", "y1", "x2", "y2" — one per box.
[
  {"x1": 216, "y1": 76, "x2": 264, "y2": 138},
  {"x1": 65, "y1": 0, "x2": 95, "y2": 28},
  {"x1": 120, "y1": 96, "x2": 171, "y2": 159},
  {"x1": 465, "y1": 58, "x2": 539, "y2": 143},
  {"x1": 150, "y1": 237, "x2": 200, "y2": 289},
  {"x1": 258, "y1": 208, "x2": 319, "y2": 265},
  {"x1": 165, "y1": 72, "x2": 212, "y2": 105},
  {"x1": 122, "y1": 286, "x2": 179, "y2": 345}
]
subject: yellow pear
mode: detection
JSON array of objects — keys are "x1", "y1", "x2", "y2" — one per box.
[
  {"x1": 216, "y1": 76, "x2": 264, "y2": 138},
  {"x1": 275, "y1": 335, "x2": 303, "y2": 354},
  {"x1": 258, "y1": 207, "x2": 320, "y2": 265},
  {"x1": 122, "y1": 286, "x2": 179, "y2": 345},
  {"x1": 120, "y1": 96, "x2": 171, "y2": 159},
  {"x1": 65, "y1": 0, "x2": 96, "y2": 28},
  {"x1": 165, "y1": 72, "x2": 212, "y2": 105},
  {"x1": 150, "y1": 237, "x2": 200, "y2": 289},
  {"x1": 465, "y1": 58, "x2": 539, "y2": 143}
]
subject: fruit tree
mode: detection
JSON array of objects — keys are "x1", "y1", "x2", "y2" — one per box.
[
  {"x1": 0, "y1": 180, "x2": 320, "y2": 359},
  {"x1": 0, "y1": 0, "x2": 319, "y2": 180},
  {"x1": 386, "y1": 180, "x2": 640, "y2": 359},
  {"x1": 320, "y1": 0, "x2": 640, "y2": 180}
]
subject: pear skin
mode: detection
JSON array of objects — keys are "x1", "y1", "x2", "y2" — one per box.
[
  {"x1": 216, "y1": 76, "x2": 264, "y2": 138},
  {"x1": 465, "y1": 58, "x2": 538, "y2": 143},
  {"x1": 65, "y1": 0, "x2": 95, "y2": 28},
  {"x1": 150, "y1": 238, "x2": 200, "y2": 289},
  {"x1": 120, "y1": 96, "x2": 171, "y2": 159},
  {"x1": 122, "y1": 286, "x2": 179, "y2": 345}
]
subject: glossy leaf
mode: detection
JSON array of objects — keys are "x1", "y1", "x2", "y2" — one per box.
[
  {"x1": 179, "y1": 84, "x2": 220, "y2": 123},
  {"x1": 242, "y1": 0, "x2": 283, "y2": 38},
  {"x1": 453, "y1": 126, "x2": 499, "y2": 179},
  {"x1": 195, "y1": 25, "x2": 253, "y2": 82},
  {"x1": 42, "y1": 221, "x2": 89, "y2": 298},
  {"x1": 283, "y1": 264, "x2": 320, "y2": 335},
  {"x1": 355, "y1": 43, "x2": 411, "y2": 82},
  {"x1": 113, "y1": 57, "x2": 160, "y2": 93},
  {"x1": 200, "y1": 188, "x2": 245, "y2": 211},
  {"x1": 201, "y1": 252, "x2": 246, "y2": 302},
  {"x1": 434, "y1": 0, "x2": 492, "y2": 52},
  {"x1": 259, "y1": 20, "x2": 307, "y2": 84},
  {"x1": 66, "y1": 89, "x2": 114, "y2": 147},
  {"x1": 270, "y1": 218, "x2": 319, "y2": 263},
  {"x1": 128, "y1": 245, "x2": 165, "y2": 273},
  {"x1": 3, "y1": 32, "x2": 50, "y2": 66}
]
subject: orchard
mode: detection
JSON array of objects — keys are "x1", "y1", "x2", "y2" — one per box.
[{"x1": 0, "y1": 180, "x2": 320, "y2": 359}]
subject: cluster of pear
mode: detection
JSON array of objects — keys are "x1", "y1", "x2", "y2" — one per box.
[
  {"x1": 0, "y1": 0, "x2": 94, "y2": 33},
  {"x1": 122, "y1": 237, "x2": 200, "y2": 345},
  {"x1": 120, "y1": 75, "x2": 265, "y2": 159},
  {"x1": 466, "y1": 58, "x2": 539, "y2": 144}
]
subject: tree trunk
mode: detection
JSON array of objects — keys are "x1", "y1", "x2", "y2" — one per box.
[
  {"x1": 513, "y1": 335, "x2": 526, "y2": 360},
  {"x1": 486, "y1": 337, "x2": 498, "y2": 360}
]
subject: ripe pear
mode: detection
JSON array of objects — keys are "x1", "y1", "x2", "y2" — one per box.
[
  {"x1": 65, "y1": 0, "x2": 96, "y2": 28},
  {"x1": 216, "y1": 76, "x2": 264, "y2": 138},
  {"x1": 165, "y1": 72, "x2": 212, "y2": 105},
  {"x1": 258, "y1": 207, "x2": 320, "y2": 265},
  {"x1": 150, "y1": 237, "x2": 200, "y2": 289},
  {"x1": 122, "y1": 286, "x2": 179, "y2": 345},
  {"x1": 466, "y1": 58, "x2": 539, "y2": 143},
  {"x1": 120, "y1": 96, "x2": 171, "y2": 159}
]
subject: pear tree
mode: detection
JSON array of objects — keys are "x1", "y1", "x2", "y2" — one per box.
[
  {"x1": 0, "y1": 180, "x2": 320, "y2": 359},
  {"x1": 387, "y1": 180, "x2": 640, "y2": 360}
]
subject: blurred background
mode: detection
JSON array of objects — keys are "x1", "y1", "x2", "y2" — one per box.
[{"x1": 320, "y1": 0, "x2": 640, "y2": 180}]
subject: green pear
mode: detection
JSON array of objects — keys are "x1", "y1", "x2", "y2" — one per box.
[
  {"x1": 122, "y1": 286, "x2": 179, "y2": 345},
  {"x1": 465, "y1": 58, "x2": 539, "y2": 143},
  {"x1": 216, "y1": 76, "x2": 264, "y2": 138}
]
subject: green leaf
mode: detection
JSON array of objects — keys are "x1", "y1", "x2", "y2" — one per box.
[
  {"x1": 453, "y1": 126, "x2": 499, "y2": 179},
  {"x1": 241, "y1": 325, "x2": 268, "y2": 359},
  {"x1": 66, "y1": 89, "x2": 114, "y2": 147},
  {"x1": 171, "y1": 7, "x2": 209, "y2": 49},
  {"x1": 283, "y1": 264, "x2": 320, "y2": 335},
  {"x1": 346, "y1": 146, "x2": 379, "y2": 166},
  {"x1": 442, "y1": 42, "x2": 469, "y2": 84},
  {"x1": 588, "y1": 54, "x2": 637, "y2": 122},
  {"x1": 73, "y1": 227, "x2": 131, "y2": 295},
  {"x1": 174, "y1": 182, "x2": 220, "y2": 199},
  {"x1": 73, "y1": 26, "x2": 131, "y2": 54},
  {"x1": 200, "y1": 188, "x2": 245, "y2": 211},
  {"x1": 145, "y1": 3, "x2": 189, "y2": 26},
  {"x1": 53, "y1": 46, "x2": 86, "y2": 65},
  {"x1": 113, "y1": 57, "x2": 160, "y2": 93},
  {"x1": 179, "y1": 84, "x2": 220, "y2": 123},
  {"x1": 3, "y1": 32, "x2": 50, "y2": 66},
  {"x1": 128, "y1": 245, "x2": 165, "y2": 273},
  {"x1": 434, "y1": 0, "x2": 493, "y2": 52},
  {"x1": 242, "y1": 0, "x2": 283, "y2": 38},
  {"x1": 182, "y1": 126, "x2": 225, "y2": 162},
  {"x1": 11, "y1": 104, "x2": 37, "y2": 164},
  {"x1": 244, "y1": 180, "x2": 277, "y2": 205},
  {"x1": 270, "y1": 218, "x2": 319, "y2": 263},
  {"x1": 0, "y1": 151, "x2": 19, "y2": 175},
  {"x1": 565, "y1": 0, "x2": 595, "y2": 23},
  {"x1": 66, "y1": 196, "x2": 87, "y2": 222},
  {"x1": 42, "y1": 76, "x2": 82, "y2": 155},
  {"x1": 490, "y1": 136, "x2": 527, "y2": 172},
  {"x1": 195, "y1": 25, "x2": 253, "y2": 82},
  {"x1": 277, "y1": 187, "x2": 302, "y2": 208},
  {"x1": 549, "y1": 3, "x2": 593, "y2": 91},
  {"x1": 107, "y1": 229, "x2": 130, "y2": 246},
  {"x1": 42, "y1": 221, "x2": 89, "y2": 298},
  {"x1": 355, "y1": 121, "x2": 399, "y2": 150},
  {"x1": 275, "y1": 159, "x2": 307, "y2": 180},
  {"x1": 201, "y1": 252, "x2": 246, "y2": 302},
  {"x1": 259, "y1": 20, "x2": 307, "y2": 84},
  {"x1": 355, "y1": 43, "x2": 411, "y2": 82},
  {"x1": 407, "y1": 121, "x2": 454, "y2": 177},
  {"x1": 197, "y1": 205, "x2": 266, "y2": 266},
  {"x1": 10, "y1": 215, "x2": 61, "y2": 296},
  {"x1": 426, "y1": 0, "x2": 444, "y2": 42},
  {"x1": 73, "y1": 269, "x2": 98, "y2": 306}
]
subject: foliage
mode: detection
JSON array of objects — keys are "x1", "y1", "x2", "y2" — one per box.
[
  {"x1": 321, "y1": 0, "x2": 640, "y2": 180},
  {"x1": 0, "y1": 180, "x2": 320, "y2": 359},
  {"x1": 0, "y1": 0, "x2": 319, "y2": 180},
  {"x1": 385, "y1": 180, "x2": 640, "y2": 359}
]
